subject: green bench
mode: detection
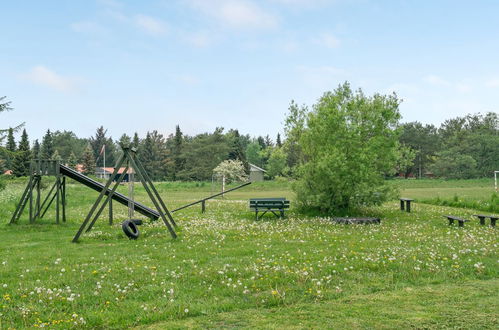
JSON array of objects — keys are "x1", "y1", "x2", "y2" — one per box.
[{"x1": 249, "y1": 198, "x2": 290, "y2": 220}]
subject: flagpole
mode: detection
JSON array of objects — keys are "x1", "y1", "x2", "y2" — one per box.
[{"x1": 103, "y1": 144, "x2": 106, "y2": 171}]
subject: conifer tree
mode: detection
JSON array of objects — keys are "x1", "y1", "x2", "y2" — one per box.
[
  {"x1": 264, "y1": 134, "x2": 273, "y2": 148},
  {"x1": 118, "y1": 133, "x2": 131, "y2": 148},
  {"x1": 32, "y1": 139, "x2": 40, "y2": 159},
  {"x1": 90, "y1": 126, "x2": 116, "y2": 167},
  {"x1": 81, "y1": 145, "x2": 96, "y2": 175},
  {"x1": 276, "y1": 133, "x2": 282, "y2": 148},
  {"x1": 172, "y1": 125, "x2": 184, "y2": 179},
  {"x1": 132, "y1": 132, "x2": 140, "y2": 148},
  {"x1": 41, "y1": 129, "x2": 54, "y2": 160},
  {"x1": 6, "y1": 128, "x2": 16, "y2": 152},
  {"x1": 228, "y1": 129, "x2": 248, "y2": 171},
  {"x1": 12, "y1": 129, "x2": 31, "y2": 176},
  {"x1": 4, "y1": 128, "x2": 16, "y2": 169}
]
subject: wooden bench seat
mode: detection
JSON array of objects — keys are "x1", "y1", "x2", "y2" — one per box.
[
  {"x1": 250, "y1": 198, "x2": 290, "y2": 220},
  {"x1": 473, "y1": 214, "x2": 498, "y2": 227},
  {"x1": 444, "y1": 215, "x2": 469, "y2": 227}
]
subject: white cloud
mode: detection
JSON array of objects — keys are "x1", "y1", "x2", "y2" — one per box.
[
  {"x1": 313, "y1": 32, "x2": 341, "y2": 48},
  {"x1": 134, "y1": 14, "x2": 168, "y2": 36},
  {"x1": 187, "y1": 0, "x2": 278, "y2": 30},
  {"x1": 22, "y1": 66, "x2": 79, "y2": 92}
]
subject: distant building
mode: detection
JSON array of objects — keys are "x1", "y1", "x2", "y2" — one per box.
[
  {"x1": 96, "y1": 167, "x2": 134, "y2": 182},
  {"x1": 249, "y1": 163, "x2": 266, "y2": 182}
]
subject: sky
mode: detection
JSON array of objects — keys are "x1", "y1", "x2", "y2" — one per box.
[{"x1": 1, "y1": 0, "x2": 499, "y2": 142}]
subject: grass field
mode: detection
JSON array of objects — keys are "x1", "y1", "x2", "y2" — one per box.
[{"x1": 0, "y1": 178, "x2": 498, "y2": 329}]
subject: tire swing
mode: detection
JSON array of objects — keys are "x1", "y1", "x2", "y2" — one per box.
[{"x1": 122, "y1": 167, "x2": 140, "y2": 240}]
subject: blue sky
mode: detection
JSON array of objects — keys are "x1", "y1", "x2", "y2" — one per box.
[{"x1": 2, "y1": 0, "x2": 499, "y2": 142}]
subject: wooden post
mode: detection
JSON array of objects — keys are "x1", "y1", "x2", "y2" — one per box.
[
  {"x1": 109, "y1": 198, "x2": 113, "y2": 225},
  {"x1": 56, "y1": 176, "x2": 60, "y2": 224},
  {"x1": 400, "y1": 200, "x2": 405, "y2": 211},
  {"x1": 29, "y1": 178, "x2": 34, "y2": 224},
  {"x1": 62, "y1": 176, "x2": 66, "y2": 222},
  {"x1": 36, "y1": 176, "x2": 41, "y2": 220},
  {"x1": 222, "y1": 175, "x2": 225, "y2": 198},
  {"x1": 201, "y1": 200, "x2": 206, "y2": 213},
  {"x1": 73, "y1": 153, "x2": 126, "y2": 242}
]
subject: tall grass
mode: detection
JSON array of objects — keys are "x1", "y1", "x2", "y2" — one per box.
[{"x1": 419, "y1": 192, "x2": 499, "y2": 214}]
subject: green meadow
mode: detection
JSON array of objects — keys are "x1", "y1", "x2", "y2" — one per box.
[{"x1": 0, "y1": 178, "x2": 497, "y2": 329}]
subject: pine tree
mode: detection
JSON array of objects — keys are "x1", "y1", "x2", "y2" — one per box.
[
  {"x1": 257, "y1": 136, "x2": 266, "y2": 149},
  {"x1": 172, "y1": 125, "x2": 184, "y2": 179},
  {"x1": 118, "y1": 133, "x2": 131, "y2": 148},
  {"x1": 4, "y1": 127, "x2": 16, "y2": 169},
  {"x1": 276, "y1": 133, "x2": 282, "y2": 148},
  {"x1": 132, "y1": 132, "x2": 140, "y2": 148},
  {"x1": 41, "y1": 129, "x2": 54, "y2": 160},
  {"x1": 81, "y1": 145, "x2": 96, "y2": 175},
  {"x1": 264, "y1": 135, "x2": 273, "y2": 148},
  {"x1": 32, "y1": 139, "x2": 40, "y2": 159},
  {"x1": 6, "y1": 128, "x2": 16, "y2": 152},
  {"x1": 90, "y1": 126, "x2": 116, "y2": 167},
  {"x1": 228, "y1": 129, "x2": 248, "y2": 171},
  {"x1": 68, "y1": 152, "x2": 78, "y2": 169},
  {"x1": 12, "y1": 129, "x2": 31, "y2": 176}
]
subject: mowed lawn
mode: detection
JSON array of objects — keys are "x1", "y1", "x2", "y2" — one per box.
[{"x1": 0, "y1": 179, "x2": 497, "y2": 329}]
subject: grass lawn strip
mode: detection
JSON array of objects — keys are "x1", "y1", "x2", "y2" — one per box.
[{"x1": 142, "y1": 279, "x2": 499, "y2": 329}]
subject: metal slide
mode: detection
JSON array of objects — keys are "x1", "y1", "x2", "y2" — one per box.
[{"x1": 59, "y1": 164, "x2": 160, "y2": 219}]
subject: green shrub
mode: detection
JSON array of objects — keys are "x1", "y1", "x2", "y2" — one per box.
[{"x1": 293, "y1": 82, "x2": 402, "y2": 214}]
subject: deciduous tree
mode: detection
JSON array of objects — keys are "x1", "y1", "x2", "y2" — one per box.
[{"x1": 294, "y1": 82, "x2": 401, "y2": 213}]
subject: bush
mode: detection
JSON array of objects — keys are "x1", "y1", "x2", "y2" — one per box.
[{"x1": 293, "y1": 82, "x2": 402, "y2": 214}]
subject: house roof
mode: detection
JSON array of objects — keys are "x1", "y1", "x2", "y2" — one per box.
[
  {"x1": 98, "y1": 167, "x2": 134, "y2": 174},
  {"x1": 3, "y1": 170, "x2": 13, "y2": 175},
  {"x1": 249, "y1": 163, "x2": 266, "y2": 172}
]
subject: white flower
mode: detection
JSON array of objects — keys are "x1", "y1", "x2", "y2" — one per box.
[{"x1": 184, "y1": 308, "x2": 189, "y2": 313}]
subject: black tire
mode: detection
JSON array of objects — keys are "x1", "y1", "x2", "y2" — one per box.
[
  {"x1": 122, "y1": 220, "x2": 140, "y2": 240},
  {"x1": 130, "y1": 219, "x2": 143, "y2": 226}
]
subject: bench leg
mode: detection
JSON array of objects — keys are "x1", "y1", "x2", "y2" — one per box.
[
  {"x1": 280, "y1": 210, "x2": 284, "y2": 219},
  {"x1": 478, "y1": 217, "x2": 485, "y2": 225},
  {"x1": 406, "y1": 201, "x2": 411, "y2": 213},
  {"x1": 448, "y1": 219, "x2": 454, "y2": 225},
  {"x1": 491, "y1": 219, "x2": 496, "y2": 227},
  {"x1": 400, "y1": 200, "x2": 405, "y2": 211},
  {"x1": 458, "y1": 220, "x2": 464, "y2": 227}
]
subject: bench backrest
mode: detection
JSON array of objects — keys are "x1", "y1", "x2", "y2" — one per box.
[{"x1": 250, "y1": 198, "x2": 290, "y2": 209}]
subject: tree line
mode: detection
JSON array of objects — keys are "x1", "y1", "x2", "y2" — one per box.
[{"x1": 1, "y1": 95, "x2": 498, "y2": 182}]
